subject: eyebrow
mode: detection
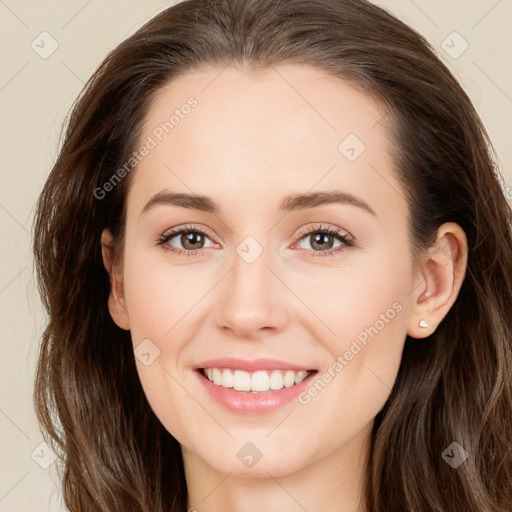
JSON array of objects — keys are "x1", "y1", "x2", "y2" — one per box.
[{"x1": 140, "y1": 190, "x2": 377, "y2": 216}]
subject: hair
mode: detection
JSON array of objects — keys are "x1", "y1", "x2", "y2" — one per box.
[{"x1": 32, "y1": 0, "x2": 512, "y2": 510}]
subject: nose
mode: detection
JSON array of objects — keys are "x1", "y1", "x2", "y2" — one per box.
[{"x1": 213, "y1": 242, "x2": 289, "y2": 340}]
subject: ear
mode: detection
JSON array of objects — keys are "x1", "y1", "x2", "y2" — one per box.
[
  {"x1": 407, "y1": 222, "x2": 468, "y2": 339},
  {"x1": 101, "y1": 228, "x2": 130, "y2": 330}
]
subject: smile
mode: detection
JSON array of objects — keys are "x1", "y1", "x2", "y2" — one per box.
[
  {"x1": 194, "y1": 358, "x2": 319, "y2": 414},
  {"x1": 201, "y1": 367, "x2": 313, "y2": 392}
]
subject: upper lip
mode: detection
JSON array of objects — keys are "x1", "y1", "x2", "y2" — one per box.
[{"x1": 194, "y1": 357, "x2": 316, "y2": 372}]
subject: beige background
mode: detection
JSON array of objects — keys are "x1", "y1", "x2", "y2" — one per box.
[{"x1": 1, "y1": 1, "x2": 511, "y2": 510}]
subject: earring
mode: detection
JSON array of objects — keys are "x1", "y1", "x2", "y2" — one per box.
[{"x1": 419, "y1": 319, "x2": 430, "y2": 328}]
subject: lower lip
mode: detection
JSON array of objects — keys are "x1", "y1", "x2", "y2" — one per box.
[{"x1": 195, "y1": 369, "x2": 317, "y2": 415}]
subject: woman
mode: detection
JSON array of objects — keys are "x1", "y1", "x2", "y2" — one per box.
[{"x1": 32, "y1": 0, "x2": 512, "y2": 510}]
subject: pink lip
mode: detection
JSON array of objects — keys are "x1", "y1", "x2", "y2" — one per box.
[
  {"x1": 194, "y1": 368, "x2": 318, "y2": 415},
  {"x1": 194, "y1": 357, "x2": 315, "y2": 372}
]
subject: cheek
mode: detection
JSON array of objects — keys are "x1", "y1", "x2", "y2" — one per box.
[
  {"x1": 122, "y1": 246, "x2": 206, "y2": 342},
  {"x1": 315, "y1": 255, "x2": 410, "y2": 411},
  {"x1": 295, "y1": 245, "x2": 411, "y2": 348},
  {"x1": 295, "y1": 248, "x2": 412, "y2": 409},
  {"x1": 121, "y1": 255, "x2": 197, "y2": 444}
]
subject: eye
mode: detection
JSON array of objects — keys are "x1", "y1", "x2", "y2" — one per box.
[
  {"x1": 155, "y1": 225, "x2": 217, "y2": 256},
  {"x1": 155, "y1": 223, "x2": 354, "y2": 258},
  {"x1": 293, "y1": 224, "x2": 354, "y2": 257}
]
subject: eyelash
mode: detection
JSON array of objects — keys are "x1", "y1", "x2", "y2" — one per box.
[{"x1": 154, "y1": 223, "x2": 354, "y2": 258}]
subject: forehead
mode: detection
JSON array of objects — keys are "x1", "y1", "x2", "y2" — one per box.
[{"x1": 127, "y1": 63, "x2": 403, "y2": 221}]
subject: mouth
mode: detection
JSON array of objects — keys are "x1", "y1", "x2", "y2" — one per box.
[
  {"x1": 197, "y1": 367, "x2": 316, "y2": 393},
  {"x1": 193, "y1": 357, "x2": 319, "y2": 414}
]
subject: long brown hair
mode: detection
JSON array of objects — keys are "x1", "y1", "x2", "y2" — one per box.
[{"x1": 32, "y1": 0, "x2": 512, "y2": 510}]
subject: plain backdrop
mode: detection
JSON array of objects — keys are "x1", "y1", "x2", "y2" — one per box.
[{"x1": 0, "y1": 1, "x2": 511, "y2": 510}]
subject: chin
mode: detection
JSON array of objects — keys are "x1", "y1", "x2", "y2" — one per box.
[{"x1": 197, "y1": 448, "x2": 306, "y2": 478}]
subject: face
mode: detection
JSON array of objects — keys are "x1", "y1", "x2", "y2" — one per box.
[{"x1": 105, "y1": 63, "x2": 424, "y2": 477}]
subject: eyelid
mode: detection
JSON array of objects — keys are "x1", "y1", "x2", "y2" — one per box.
[
  {"x1": 296, "y1": 223, "x2": 353, "y2": 240},
  {"x1": 161, "y1": 223, "x2": 218, "y2": 241}
]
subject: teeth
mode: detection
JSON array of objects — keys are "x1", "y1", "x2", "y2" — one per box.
[
  {"x1": 251, "y1": 370, "x2": 269, "y2": 392},
  {"x1": 283, "y1": 370, "x2": 295, "y2": 388},
  {"x1": 269, "y1": 370, "x2": 283, "y2": 390},
  {"x1": 202, "y1": 368, "x2": 312, "y2": 392},
  {"x1": 221, "y1": 369, "x2": 234, "y2": 388},
  {"x1": 233, "y1": 370, "x2": 251, "y2": 391},
  {"x1": 295, "y1": 370, "x2": 309, "y2": 384}
]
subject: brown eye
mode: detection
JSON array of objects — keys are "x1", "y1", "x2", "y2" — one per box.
[
  {"x1": 307, "y1": 232, "x2": 337, "y2": 251},
  {"x1": 156, "y1": 225, "x2": 216, "y2": 255},
  {"x1": 295, "y1": 225, "x2": 354, "y2": 257},
  {"x1": 179, "y1": 230, "x2": 207, "y2": 250}
]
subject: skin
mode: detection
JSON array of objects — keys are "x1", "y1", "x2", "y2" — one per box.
[{"x1": 101, "y1": 63, "x2": 468, "y2": 512}]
